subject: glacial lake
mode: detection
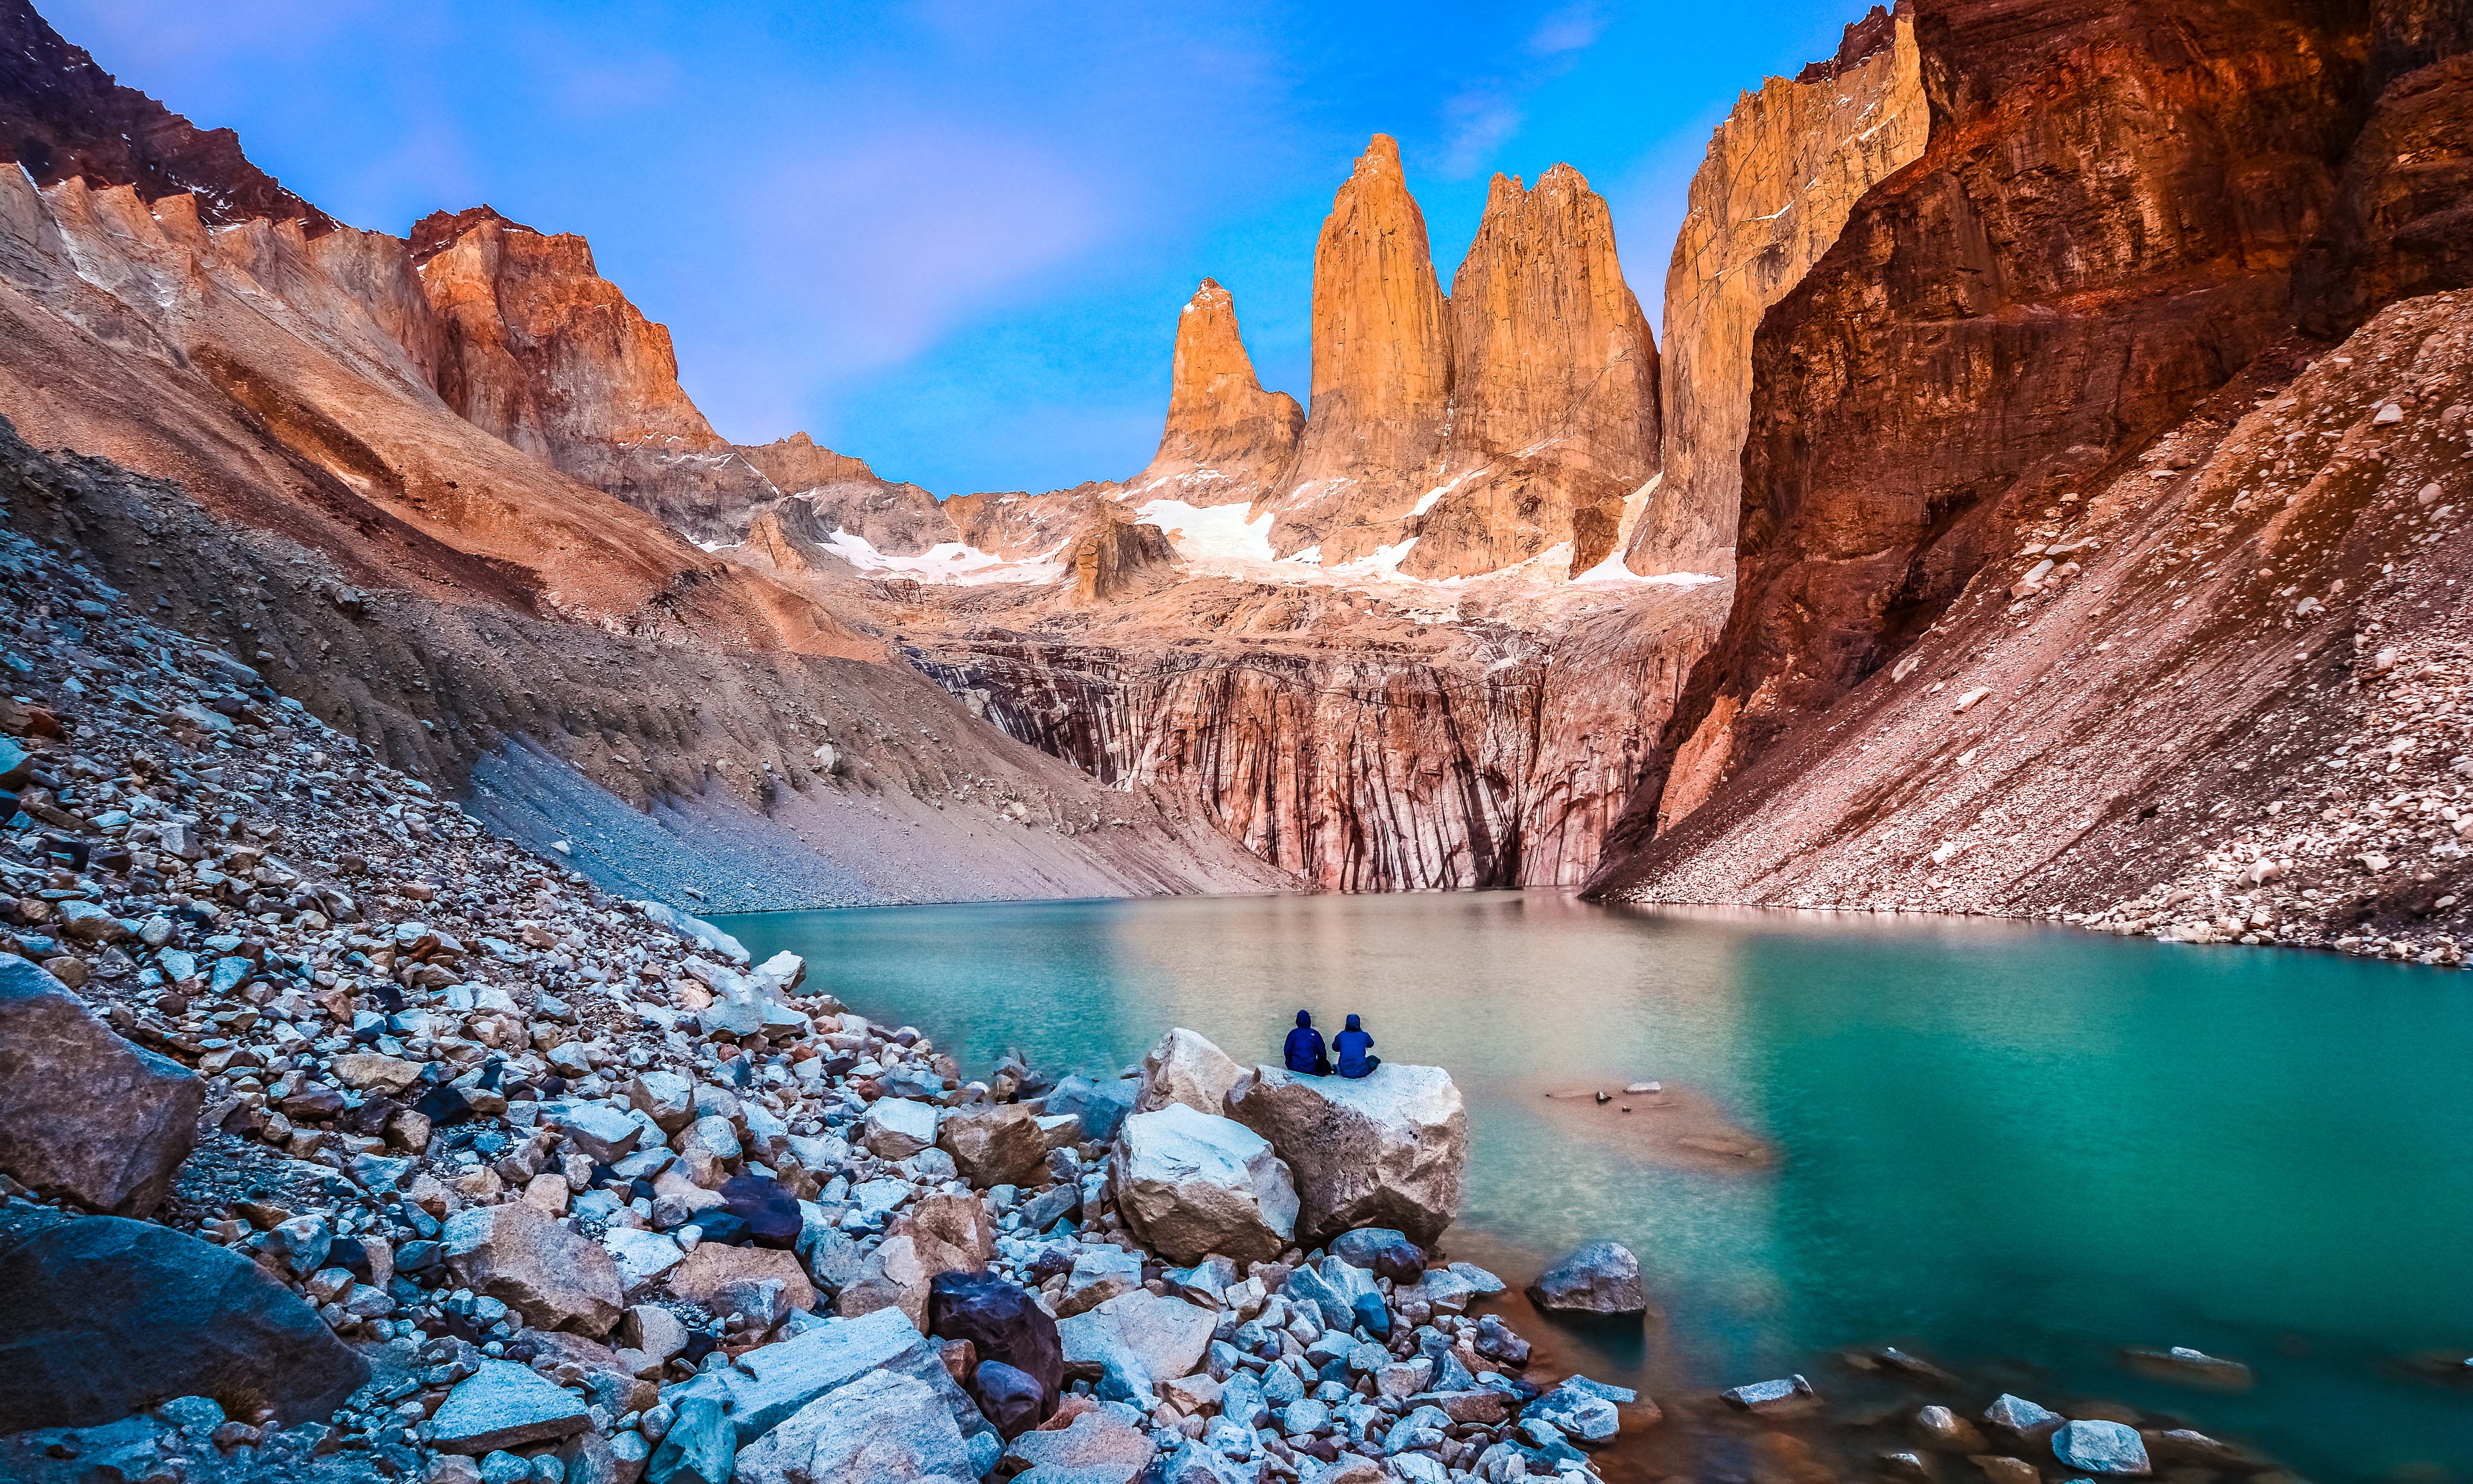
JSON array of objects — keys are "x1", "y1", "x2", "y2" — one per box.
[{"x1": 715, "y1": 891, "x2": 2473, "y2": 1480}]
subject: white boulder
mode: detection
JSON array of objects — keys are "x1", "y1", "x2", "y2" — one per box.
[
  {"x1": 1111, "y1": 1104, "x2": 1298, "y2": 1265},
  {"x1": 1224, "y1": 1062, "x2": 1466, "y2": 1245}
]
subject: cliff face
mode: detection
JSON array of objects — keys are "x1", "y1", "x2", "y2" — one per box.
[
  {"x1": 1627, "y1": 4, "x2": 1926, "y2": 575},
  {"x1": 1273, "y1": 135, "x2": 1456, "y2": 564},
  {"x1": 1412, "y1": 165, "x2": 1659, "y2": 580},
  {"x1": 903, "y1": 582, "x2": 1726, "y2": 890},
  {"x1": 1133, "y1": 278, "x2": 1303, "y2": 504},
  {"x1": 0, "y1": 0, "x2": 332, "y2": 233},
  {"x1": 1600, "y1": 0, "x2": 2373, "y2": 855},
  {"x1": 1589, "y1": 0, "x2": 2473, "y2": 940},
  {"x1": 413, "y1": 206, "x2": 778, "y2": 543}
]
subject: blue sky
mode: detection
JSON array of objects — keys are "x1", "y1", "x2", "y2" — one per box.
[{"x1": 50, "y1": 0, "x2": 1866, "y2": 494}]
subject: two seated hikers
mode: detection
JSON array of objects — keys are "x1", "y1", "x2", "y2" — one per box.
[{"x1": 1282, "y1": 1009, "x2": 1378, "y2": 1078}]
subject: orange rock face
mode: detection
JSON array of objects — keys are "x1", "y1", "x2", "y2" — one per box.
[
  {"x1": 1276, "y1": 135, "x2": 1455, "y2": 563},
  {"x1": 1134, "y1": 279, "x2": 1302, "y2": 503},
  {"x1": 1413, "y1": 165, "x2": 1659, "y2": 579},
  {"x1": 413, "y1": 206, "x2": 775, "y2": 542},
  {"x1": 1627, "y1": 4, "x2": 1925, "y2": 577}
]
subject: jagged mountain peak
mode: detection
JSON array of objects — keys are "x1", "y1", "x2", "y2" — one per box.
[{"x1": 407, "y1": 203, "x2": 544, "y2": 264}]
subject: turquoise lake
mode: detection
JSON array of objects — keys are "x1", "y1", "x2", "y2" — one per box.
[{"x1": 715, "y1": 891, "x2": 2473, "y2": 1480}]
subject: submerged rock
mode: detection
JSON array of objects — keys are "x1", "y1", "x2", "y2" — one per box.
[
  {"x1": 1224, "y1": 1062, "x2": 1467, "y2": 1244},
  {"x1": 1526, "y1": 1240, "x2": 1649, "y2": 1317}
]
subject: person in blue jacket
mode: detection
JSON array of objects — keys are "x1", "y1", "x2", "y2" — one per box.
[
  {"x1": 1283, "y1": 1010, "x2": 1331, "y2": 1075},
  {"x1": 1333, "y1": 1013, "x2": 1379, "y2": 1078}
]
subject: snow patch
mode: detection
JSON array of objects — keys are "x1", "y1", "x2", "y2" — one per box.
[
  {"x1": 819, "y1": 528, "x2": 1063, "y2": 585},
  {"x1": 1412, "y1": 467, "x2": 1489, "y2": 518},
  {"x1": 1136, "y1": 499, "x2": 1278, "y2": 564}
]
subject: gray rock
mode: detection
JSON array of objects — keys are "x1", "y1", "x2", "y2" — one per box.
[
  {"x1": 1525, "y1": 1382, "x2": 1619, "y2": 1444},
  {"x1": 0, "y1": 1215, "x2": 368, "y2": 1431},
  {"x1": 999, "y1": 1408, "x2": 1153, "y2": 1484},
  {"x1": 1057, "y1": 1246, "x2": 1143, "y2": 1318},
  {"x1": 731, "y1": 1368, "x2": 973, "y2": 1484},
  {"x1": 1525, "y1": 1241, "x2": 1648, "y2": 1317},
  {"x1": 1111, "y1": 1104, "x2": 1299, "y2": 1265},
  {"x1": 1720, "y1": 1374, "x2": 1815, "y2": 1414},
  {"x1": 1132, "y1": 1028, "x2": 1247, "y2": 1117},
  {"x1": 602, "y1": 1228, "x2": 686, "y2": 1292},
  {"x1": 1327, "y1": 1227, "x2": 1424, "y2": 1283},
  {"x1": 1223, "y1": 1062, "x2": 1466, "y2": 1245},
  {"x1": 1044, "y1": 1075, "x2": 1137, "y2": 1143},
  {"x1": 644, "y1": 1393, "x2": 733, "y2": 1484},
  {"x1": 1982, "y1": 1393, "x2": 2063, "y2": 1440},
  {"x1": 2052, "y1": 1419, "x2": 2152, "y2": 1475},
  {"x1": 1016, "y1": 1183, "x2": 1081, "y2": 1232},
  {"x1": 667, "y1": 1306, "x2": 990, "y2": 1448},
  {"x1": 1057, "y1": 1289, "x2": 1217, "y2": 1403},
  {"x1": 427, "y1": 1360, "x2": 590, "y2": 1455},
  {"x1": 0, "y1": 956, "x2": 202, "y2": 1215},
  {"x1": 442, "y1": 1201, "x2": 624, "y2": 1336},
  {"x1": 1284, "y1": 1255, "x2": 1378, "y2": 1333},
  {"x1": 863, "y1": 1099, "x2": 941, "y2": 1160},
  {"x1": 558, "y1": 1104, "x2": 644, "y2": 1164},
  {"x1": 2122, "y1": 1344, "x2": 2254, "y2": 1390}
]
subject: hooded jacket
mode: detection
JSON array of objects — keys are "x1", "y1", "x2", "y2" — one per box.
[
  {"x1": 1333, "y1": 1014, "x2": 1376, "y2": 1078},
  {"x1": 1283, "y1": 1011, "x2": 1330, "y2": 1075}
]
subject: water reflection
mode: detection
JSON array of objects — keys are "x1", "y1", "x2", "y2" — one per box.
[{"x1": 716, "y1": 892, "x2": 2473, "y2": 1479}]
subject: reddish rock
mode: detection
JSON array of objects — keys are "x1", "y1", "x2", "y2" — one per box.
[
  {"x1": 1629, "y1": 4, "x2": 1925, "y2": 575},
  {"x1": 0, "y1": 0, "x2": 332, "y2": 232},
  {"x1": 1595, "y1": 0, "x2": 2387, "y2": 864},
  {"x1": 1135, "y1": 278, "x2": 1303, "y2": 504},
  {"x1": 414, "y1": 205, "x2": 777, "y2": 542},
  {"x1": 1277, "y1": 134, "x2": 1455, "y2": 565},
  {"x1": 1416, "y1": 165, "x2": 1659, "y2": 580}
]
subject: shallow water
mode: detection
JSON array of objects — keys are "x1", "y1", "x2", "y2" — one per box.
[{"x1": 715, "y1": 891, "x2": 2473, "y2": 1479}]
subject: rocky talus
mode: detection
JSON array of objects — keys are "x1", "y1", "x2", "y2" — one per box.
[
  {"x1": 1625, "y1": 3, "x2": 1925, "y2": 575},
  {"x1": 1596, "y1": 289, "x2": 2473, "y2": 959},
  {"x1": 1594, "y1": 0, "x2": 2473, "y2": 872},
  {"x1": 410, "y1": 208, "x2": 780, "y2": 546}
]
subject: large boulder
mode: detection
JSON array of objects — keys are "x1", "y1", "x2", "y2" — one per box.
[
  {"x1": 0, "y1": 957, "x2": 202, "y2": 1215},
  {"x1": 1056, "y1": 1289, "x2": 1216, "y2": 1404},
  {"x1": 441, "y1": 1201, "x2": 624, "y2": 1336},
  {"x1": 1111, "y1": 1104, "x2": 1298, "y2": 1265},
  {"x1": 1526, "y1": 1241, "x2": 1649, "y2": 1318},
  {"x1": 0, "y1": 1216, "x2": 369, "y2": 1430},
  {"x1": 731, "y1": 1368, "x2": 975, "y2": 1484},
  {"x1": 864, "y1": 1098, "x2": 942, "y2": 1160},
  {"x1": 668, "y1": 1306, "x2": 992, "y2": 1449},
  {"x1": 1000, "y1": 1407, "x2": 1152, "y2": 1484},
  {"x1": 1044, "y1": 1075, "x2": 1136, "y2": 1143},
  {"x1": 425, "y1": 1358, "x2": 590, "y2": 1454},
  {"x1": 1133, "y1": 1029, "x2": 1246, "y2": 1117},
  {"x1": 928, "y1": 1270, "x2": 1063, "y2": 1419},
  {"x1": 664, "y1": 1241, "x2": 816, "y2": 1316},
  {"x1": 1224, "y1": 1063, "x2": 1466, "y2": 1245},
  {"x1": 936, "y1": 1104, "x2": 1049, "y2": 1188}
]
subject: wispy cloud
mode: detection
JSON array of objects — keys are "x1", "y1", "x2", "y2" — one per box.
[
  {"x1": 1438, "y1": 88, "x2": 1526, "y2": 178},
  {"x1": 1527, "y1": 4, "x2": 1607, "y2": 57}
]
